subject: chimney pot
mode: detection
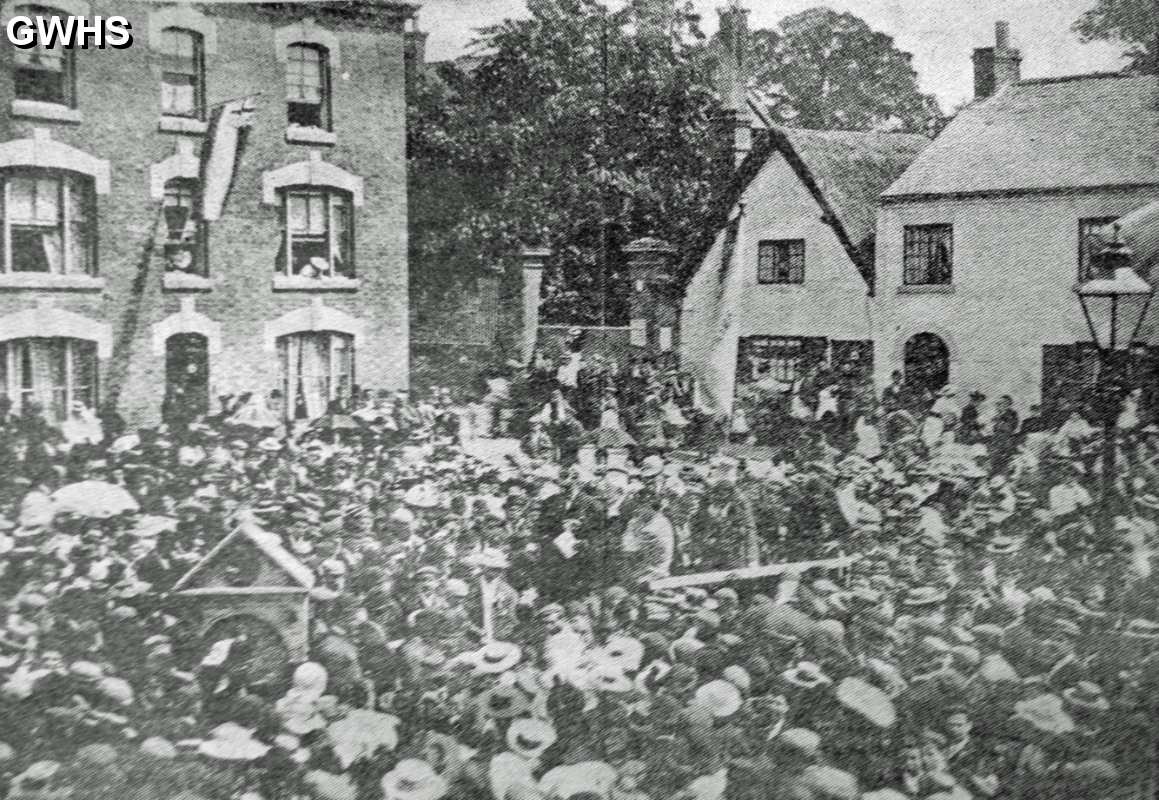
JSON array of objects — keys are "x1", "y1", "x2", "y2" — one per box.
[
  {"x1": 972, "y1": 20, "x2": 1021, "y2": 100},
  {"x1": 995, "y1": 21, "x2": 1010, "y2": 52}
]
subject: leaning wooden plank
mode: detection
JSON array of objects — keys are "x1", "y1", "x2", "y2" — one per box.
[{"x1": 648, "y1": 554, "x2": 860, "y2": 590}]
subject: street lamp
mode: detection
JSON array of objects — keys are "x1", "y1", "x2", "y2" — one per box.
[{"x1": 1073, "y1": 224, "x2": 1154, "y2": 522}]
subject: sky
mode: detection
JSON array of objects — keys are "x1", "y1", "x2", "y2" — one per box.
[{"x1": 415, "y1": 0, "x2": 1132, "y2": 110}]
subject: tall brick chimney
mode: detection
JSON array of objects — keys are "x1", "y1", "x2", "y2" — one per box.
[
  {"x1": 403, "y1": 15, "x2": 428, "y2": 96},
  {"x1": 972, "y1": 21, "x2": 1021, "y2": 100},
  {"x1": 713, "y1": 1, "x2": 752, "y2": 169}
]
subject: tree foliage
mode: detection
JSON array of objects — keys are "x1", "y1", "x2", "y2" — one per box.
[
  {"x1": 407, "y1": 2, "x2": 941, "y2": 328},
  {"x1": 1073, "y1": 0, "x2": 1158, "y2": 72},
  {"x1": 409, "y1": 0, "x2": 719, "y2": 327},
  {"x1": 748, "y1": 8, "x2": 941, "y2": 133}
]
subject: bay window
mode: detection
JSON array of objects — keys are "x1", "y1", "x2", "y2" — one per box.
[
  {"x1": 1, "y1": 169, "x2": 95, "y2": 275},
  {"x1": 277, "y1": 331, "x2": 353, "y2": 419},
  {"x1": 13, "y1": 5, "x2": 75, "y2": 107},
  {"x1": 0, "y1": 337, "x2": 98, "y2": 423},
  {"x1": 279, "y1": 187, "x2": 352, "y2": 278}
]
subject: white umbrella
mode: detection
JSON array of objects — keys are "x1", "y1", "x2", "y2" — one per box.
[
  {"x1": 130, "y1": 515, "x2": 178, "y2": 539},
  {"x1": 836, "y1": 677, "x2": 896, "y2": 728},
  {"x1": 52, "y1": 481, "x2": 138, "y2": 518},
  {"x1": 327, "y1": 709, "x2": 400, "y2": 768}
]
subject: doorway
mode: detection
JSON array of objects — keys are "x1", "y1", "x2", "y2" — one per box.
[
  {"x1": 903, "y1": 332, "x2": 950, "y2": 395},
  {"x1": 164, "y1": 332, "x2": 209, "y2": 424}
]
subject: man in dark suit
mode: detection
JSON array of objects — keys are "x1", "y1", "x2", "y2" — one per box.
[
  {"x1": 990, "y1": 395, "x2": 1020, "y2": 473},
  {"x1": 532, "y1": 468, "x2": 605, "y2": 601}
]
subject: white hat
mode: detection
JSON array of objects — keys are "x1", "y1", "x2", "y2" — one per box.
[
  {"x1": 466, "y1": 547, "x2": 509, "y2": 570},
  {"x1": 600, "y1": 636, "x2": 645, "y2": 673},
  {"x1": 381, "y1": 759, "x2": 448, "y2": 800},
  {"x1": 404, "y1": 484, "x2": 441, "y2": 509},
  {"x1": 506, "y1": 718, "x2": 558, "y2": 760},
  {"x1": 292, "y1": 662, "x2": 329, "y2": 697},
  {"x1": 198, "y1": 722, "x2": 270, "y2": 761},
  {"x1": 471, "y1": 641, "x2": 523, "y2": 674},
  {"x1": 693, "y1": 679, "x2": 743, "y2": 718},
  {"x1": 391, "y1": 506, "x2": 417, "y2": 525}
]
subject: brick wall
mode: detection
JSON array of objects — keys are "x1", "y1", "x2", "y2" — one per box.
[{"x1": 0, "y1": 0, "x2": 411, "y2": 427}]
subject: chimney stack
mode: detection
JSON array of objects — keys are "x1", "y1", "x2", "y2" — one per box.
[
  {"x1": 403, "y1": 14, "x2": 428, "y2": 95},
  {"x1": 972, "y1": 21, "x2": 1022, "y2": 100},
  {"x1": 714, "y1": 1, "x2": 752, "y2": 169}
]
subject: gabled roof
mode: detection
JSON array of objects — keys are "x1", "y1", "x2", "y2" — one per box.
[
  {"x1": 682, "y1": 125, "x2": 929, "y2": 293},
  {"x1": 173, "y1": 515, "x2": 315, "y2": 592},
  {"x1": 884, "y1": 73, "x2": 1159, "y2": 201}
]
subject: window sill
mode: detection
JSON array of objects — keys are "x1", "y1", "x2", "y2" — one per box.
[
  {"x1": 0, "y1": 273, "x2": 104, "y2": 291},
  {"x1": 162, "y1": 272, "x2": 213, "y2": 291},
  {"x1": 756, "y1": 282, "x2": 806, "y2": 289},
  {"x1": 11, "y1": 99, "x2": 82, "y2": 124},
  {"x1": 158, "y1": 116, "x2": 208, "y2": 135},
  {"x1": 898, "y1": 284, "x2": 955, "y2": 294},
  {"x1": 272, "y1": 275, "x2": 359, "y2": 292},
  {"x1": 285, "y1": 125, "x2": 337, "y2": 146}
]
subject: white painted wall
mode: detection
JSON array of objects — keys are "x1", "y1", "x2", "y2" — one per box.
[
  {"x1": 680, "y1": 151, "x2": 874, "y2": 411},
  {"x1": 873, "y1": 188, "x2": 1159, "y2": 410}
]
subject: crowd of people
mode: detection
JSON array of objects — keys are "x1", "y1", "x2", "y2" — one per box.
[{"x1": 1, "y1": 354, "x2": 1159, "y2": 800}]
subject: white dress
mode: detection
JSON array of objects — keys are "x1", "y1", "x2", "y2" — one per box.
[{"x1": 854, "y1": 417, "x2": 882, "y2": 459}]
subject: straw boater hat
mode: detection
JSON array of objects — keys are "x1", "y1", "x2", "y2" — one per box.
[
  {"x1": 506, "y1": 718, "x2": 558, "y2": 760},
  {"x1": 600, "y1": 636, "x2": 645, "y2": 673},
  {"x1": 1122, "y1": 618, "x2": 1159, "y2": 640},
  {"x1": 985, "y1": 535, "x2": 1023, "y2": 555},
  {"x1": 468, "y1": 641, "x2": 522, "y2": 674},
  {"x1": 781, "y1": 662, "x2": 832, "y2": 690},
  {"x1": 381, "y1": 759, "x2": 448, "y2": 800},
  {"x1": 1063, "y1": 681, "x2": 1110, "y2": 713},
  {"x1": 478, "y1": 685, "x2": 532, "y2": 719}
]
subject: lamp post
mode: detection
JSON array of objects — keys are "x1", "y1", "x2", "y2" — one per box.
[{"x1": 1073, "y1": 224, "x2": 1154, "y2": 525}]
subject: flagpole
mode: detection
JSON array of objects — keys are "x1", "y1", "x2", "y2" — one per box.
[{"x1": 207, "y1": 92, "x2": 264, "y2": 110}]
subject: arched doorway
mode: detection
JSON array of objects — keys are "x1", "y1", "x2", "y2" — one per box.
[
  {"x1": 164, "y1": 332, "x2": 209, "y2": 424},
  {"x1": 904, "y1": 333, "x2": 950, "y2": 395}
]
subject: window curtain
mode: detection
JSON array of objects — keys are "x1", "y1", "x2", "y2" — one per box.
[
  {"x1": 11, "y1": 338, "x2": 66, "y2": 423},
  {"x1": 280, "y1": 332, "x2": 331, "y2": 420}
]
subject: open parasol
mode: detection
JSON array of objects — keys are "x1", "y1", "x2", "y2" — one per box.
[
  {"x1": 1012, "y1": 694, "x2": 1075, "y2": 735},
  {"x1": 52, "y1": 481, "x2": 139, "y2": 518},
  {"x1": 836, "y1": 677, "x2": 896, "y2": 728},
  {"x1": 130, "y1": 515, "x2": 178, "y2": 539},
  {"x1": 327, "y1": 709, "x2": 401, "y2": 768},
  {"x1": 310, "y1": 413, "x2": 362, "y2": 433}
]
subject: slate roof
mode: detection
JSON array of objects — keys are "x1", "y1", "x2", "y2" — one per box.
[
  {"x1": 777, "y1": 127, "x2": 930, "y2": 260},
  {"x1": 682, "y1": 125, "x2": 928, "y2": 292},
  {"x1": 884, "y1": 73, "x2": 1159, "y2": 200}
]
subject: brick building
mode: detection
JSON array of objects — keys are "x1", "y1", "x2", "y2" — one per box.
[{"x1": 0, "y1": 0, "x2": 414, "y2": 428}]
